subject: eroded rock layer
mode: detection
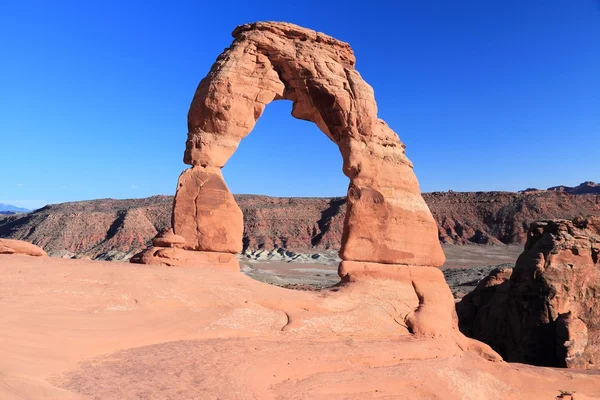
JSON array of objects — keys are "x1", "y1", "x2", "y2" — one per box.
[
  {"x1": 1, "y1": 192, "x2": 598, "y2": 261},
  {"x1": 172, "y1": 21, "x2": 444, "y2": 270},
  {"x1": 457, "y1": 217, "x2": 600, "y2": 368}
]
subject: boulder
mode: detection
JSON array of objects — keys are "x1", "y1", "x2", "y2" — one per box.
[
  {"x1": 0, "y1": 238, "x2": 47, "y2": 257},
  {"x1": 457, "y1": 217, "x2": 600, "y2": 368}
]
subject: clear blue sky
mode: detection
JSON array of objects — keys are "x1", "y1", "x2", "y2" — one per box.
[{"x1": 1, "y1": 1, "x2": 599, "y2": 209}]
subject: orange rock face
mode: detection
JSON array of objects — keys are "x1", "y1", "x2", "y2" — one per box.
[
  {"x1": 458, "y1": 217, "x2": 600, "y2": 368},
  {"x1": 0, "y1": 238, "x2": 46, "y2": 257},
  {"x1": 172, "y1": 167, "x2": 243, "y2": 253},
  {"x1": 167, "y1": 21, "x2": 444, "y2": 272},
  {"x1": 129, "y1": 21, "x2": 455, "y2": 338}
]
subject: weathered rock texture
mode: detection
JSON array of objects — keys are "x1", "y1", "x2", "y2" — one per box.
[
  {"x1": 457, "y1": 217, "x2": 600, "y2": 368},
  {"x1": 169, "y1": 21, "x2": 444, "y2": 273},
  {"x1": 0, "y1": 238, "x2": 47, "y2": 257},
  {"x1": 172, "y1": 167, "x2": 243, "y2": 253}
]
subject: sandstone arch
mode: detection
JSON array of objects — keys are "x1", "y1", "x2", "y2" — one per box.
[
  {"x1": 170, "y1": 21, "x2": 444, "y2": 276},
  {"x1": 130, "y1": 21, "x2": 503, "y2": 343},
  {"x1": 134, "y1": 21, "x2": 444, "y2": 274}
]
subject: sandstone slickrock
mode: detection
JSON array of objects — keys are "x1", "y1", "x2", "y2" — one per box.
[
  {"x1": 170, "y1": 21, "x2": 444, "y2": 271},
  {"x1": 0, "y1": 244, "x2": 15, "y2": 254},
  {"x1": 457, "y1": 217, "x2": 600, "y2": 369},
  {"x1": 6, "y1": 255, "x2": 600, "y2": 399},
  {"x1": 0, "y1": 238, "x2": 47, "y2": 257}
]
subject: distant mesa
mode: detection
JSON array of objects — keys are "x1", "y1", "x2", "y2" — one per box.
[
  {"x1": 547, "y1": 181, "x2": 600, "y2": 195},
  {"x1": 520, "y1": 181, "x2": 600, "y2": 194},
  {"x1": 521, "y1": 188, "x2": 542, "y2": 193}
]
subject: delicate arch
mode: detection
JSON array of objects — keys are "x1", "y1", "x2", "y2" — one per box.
[{"x1": 171, "y1": 22, "x2": 444, "y2": 276}]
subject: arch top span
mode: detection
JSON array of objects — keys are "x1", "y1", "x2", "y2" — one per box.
[
  {"x1": 184, "y1": 21, "x2": 407, "y2": 172},
  {"x1": 138, "y1": 21, "x2": 445, "y2": 278}
]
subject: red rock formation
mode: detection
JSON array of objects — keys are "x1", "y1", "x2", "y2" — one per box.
[
  {"x1": 163, "y1": 21, "x2": 444, "y2": 275},
  {"x1": 0, "y1": 238, "x2": 47, "y2": 257},
  {"x1": 457, "y1": 217, "x2": 600, "y2": 368},
  {"x1": 131, "y1": 21, "x2": 458, "y2": 337},
  {"x1": 427, "y1": 190, "x2": 600, "y2": 245},
  {"x1": 172, "y1": 167, "x2": 243, "y2": 253}
]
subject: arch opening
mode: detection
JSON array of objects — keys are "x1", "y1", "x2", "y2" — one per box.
[
  {"x1": 223, "y1": 99, "x2": 348, "y2": 288},
  {"x1": 222, "y1": 99, "x2": 347, "y2": 198}
]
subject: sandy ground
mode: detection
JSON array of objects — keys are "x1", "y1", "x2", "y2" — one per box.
[{"x1": 1, "y1": 254, "x2": 599, "y2": 399}]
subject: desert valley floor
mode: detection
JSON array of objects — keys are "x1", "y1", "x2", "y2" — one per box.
[
  {"x1": 2, "y1": 254, "x2": 600, "y2": 400},
  {"x1": 242, "y1": 244, "x2": 524, "y2": 296}
]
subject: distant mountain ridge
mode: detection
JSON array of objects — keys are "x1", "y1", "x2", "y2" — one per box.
[
  {"x1": 0, "y1": 203, "x2": 31, "y2": 214},
  {"x1": 1, "y1": 186, "x2": 599, "y2": 261},
  {"x1": 522, "y1": 181, "x2": 600, "y2": 194},
  {"x1": 547, "y1": 181, "x2": 600, "y2": 194}
]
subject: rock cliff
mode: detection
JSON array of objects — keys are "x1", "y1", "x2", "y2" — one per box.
[
  {"x1": 0, "y1": 191, "x2": 598, "y2": 261},
  {"x1": 457, "y1": 217, "x2": 600, "y2": 369}
]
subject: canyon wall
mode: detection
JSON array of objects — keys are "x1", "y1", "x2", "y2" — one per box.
[{"x1": 0, "y1": 191, "x2": 598, "y2": 261}]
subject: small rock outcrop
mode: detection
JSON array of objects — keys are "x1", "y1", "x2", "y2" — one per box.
[
  {"x1": 457, "y1": 217, "x2": 600, "y2": 368},
  {"x1": 151, "y1": 228, "x2": 186, "y2": 248},
  {"x1": 0, "y1": 238, "x2": 47, "y2": 257},
  {"x1": 130, "y1": 246, "x2": 238, "y2": 269}
]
